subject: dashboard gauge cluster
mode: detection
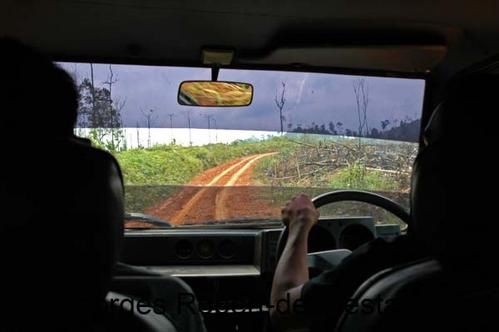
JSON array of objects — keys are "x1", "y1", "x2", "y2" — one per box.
[
  {"x1": 122, "y1": 218, "x2": 391, "y2": 269},
  {"x1": 314, "y1": 216, "x2": 376, "y2": 251},
  {"x1": 173, "y1": 237, "x2": 242, "y2": 261},
  {"x1": 122, "y1": 231, "x2": 255, "y2": 265}
]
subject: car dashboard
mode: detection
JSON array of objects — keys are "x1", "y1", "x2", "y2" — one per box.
[
  {"x1": 114, "y1": 217, "x2": 401, "y2": 331},
  {"x1": 121, "y1": 228, "x2": 278, "y2": 277}
]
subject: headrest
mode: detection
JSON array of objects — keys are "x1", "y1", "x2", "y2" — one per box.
[
  {"x1": 0, "y1": 38, "x2": 78, "y2": 138},
  {"x1": 1, "y1": 138, "x2": 124, "y2": 325},
  {"x1": 410, "y1": 74, "x2": 499, "y2": 268}
]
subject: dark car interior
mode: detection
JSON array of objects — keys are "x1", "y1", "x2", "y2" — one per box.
[{"x1": 2, "y1": 1, "x2": 499, "y2": 331}]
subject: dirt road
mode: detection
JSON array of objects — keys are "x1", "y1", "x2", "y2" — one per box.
[{"x1": 144, "y1": 153, "x2": 280, "y2": 225}]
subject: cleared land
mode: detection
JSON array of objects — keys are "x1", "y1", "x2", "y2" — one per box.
[{"x1": 119, "y1": 136, "x2": 415, "y2": 227}]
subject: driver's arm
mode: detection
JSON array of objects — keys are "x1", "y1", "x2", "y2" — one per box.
[{"x1": 270, "y1": 194, "x2": 318, "y2": 331}]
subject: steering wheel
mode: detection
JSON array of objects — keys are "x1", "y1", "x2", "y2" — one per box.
[{"x1": 275, "y1": 190, "x2": 411, "y2": 261}]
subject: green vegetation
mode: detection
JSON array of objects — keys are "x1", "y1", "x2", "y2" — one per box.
[
  {"x1": 114, "y1": 137, "x2": 296, "y2": 213},
  {"x1": 254, "y1": 136, "x2": 416, "y2": 192},
  {"x1": 329, "y1": 161, "x2": 398, "y2": 192},
  {"x1": 114, "y1": 134, "x2": 414, "y2": 191},
  {"x1": 251, "y1": 135, "x2": 415, "y2": 224},
  {"x1": 111, "y1": 135, "x2": 414, "y2": 224},
  {"x1": 114, "y1": 136, "x2": 295, "y2": 185}
]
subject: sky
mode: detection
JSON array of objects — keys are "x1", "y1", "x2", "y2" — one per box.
[{"x1": 59, "y1": 62, "x2": 425, "y2": 133}]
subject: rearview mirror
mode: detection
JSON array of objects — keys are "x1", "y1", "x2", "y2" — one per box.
[{"x1": 178, "y1": 81, "x2": 253, "y2": 107}]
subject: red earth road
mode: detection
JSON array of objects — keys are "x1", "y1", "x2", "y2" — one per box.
[{"x1": 144, "y1": 153, "x2": 281, "y2": 225}]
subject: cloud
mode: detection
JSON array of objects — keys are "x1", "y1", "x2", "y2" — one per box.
[{"x1": 59, "y1": 62, "x2": 425, "y2": 133}]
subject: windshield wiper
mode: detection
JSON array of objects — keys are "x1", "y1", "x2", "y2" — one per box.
[{"x1": 124, "y1": 212, "x2": 172, "y2": 228}]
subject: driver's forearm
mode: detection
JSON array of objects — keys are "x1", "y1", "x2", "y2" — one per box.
[{"x1": 271, "y1": 227, "x2": 309, "y2": 307}]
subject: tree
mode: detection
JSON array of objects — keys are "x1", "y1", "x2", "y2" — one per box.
[
  {"x1": 109, "y1": 97, "x2": 126, "y2": 151},
  {"x1": 211, "y1": 117, "x2": 218, "y2": 143},
  {"x1": 168, "y1": 113, "x2": 175, "y2": 144},
  {"x1": 353, "y1": 78, "x2": 370, "y2": 138},
  {"x1": 76, "y1": 77, "x2": 125, "y2": 151},
  {"x1": 136, "y1": 121, "x2": 141, "y2": 148},
  {"x1": 203, "y1": 114, "x2": 214, "y2": 143},
  {"x1": 381, "y1": 119, "x2": 391, "y2": 131},
  {"x1": 275, "y1": 82, "x2": 286, "y2": 133},
  {"x1": 103, "y1": 65, "x2": 125, "y2": 151},
  {"x1": 186, "y1": 110, "x2": 192, "y2": 146},
  {"x1": 336, "y1": 122, "x2": 343, "y2": 135},
  {"x1": 377, "y1": 118, "x2": 420, "y2": 142},
  {"x1": 103, "y1": 65, "x2": 117, "y2": 96},
  {"x1": 75, "y1": 64, "x2": 125, "y2": 151},
  {"x1": 328, "y1": 121, "x2": 337, "y2": 135},
  {"x1": 141, "y1": 108, "x2": 156, "y2": 148},
  {"x1": 370, "y1": 128, "x2": 380, "y2": 138}
]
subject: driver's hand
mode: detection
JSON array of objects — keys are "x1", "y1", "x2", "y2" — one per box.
[{"x1": 281, "y1": 194, "x2": 319, "y2": 233}]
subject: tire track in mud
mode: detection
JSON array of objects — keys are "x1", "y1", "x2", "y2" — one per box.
[
  {"x1": 214, "y1": 153, "x2": 276, "y2": 221},
  {"x1": 144, "y1": 152, "x2": 277, "y2": 225}
]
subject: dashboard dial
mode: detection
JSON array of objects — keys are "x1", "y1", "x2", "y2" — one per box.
[
  {"x1": 175, "y1": 239, "x2": 194, "y2": 259},
  {"x1": 197, "y1": 239, "x2": 215, "y2": 259},
  {"x1": 218, "y1": 239, "x2": 236, "y2": 259}
]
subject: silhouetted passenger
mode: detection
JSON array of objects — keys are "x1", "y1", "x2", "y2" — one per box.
[
  {"x1": 271, "y1": 74, "x2": 499, "y2": 332},
  {"x1": 0, "y1": 38, "x2": 205, "y2": 332}
]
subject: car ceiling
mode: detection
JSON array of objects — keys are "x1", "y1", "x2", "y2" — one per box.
[{"x1": 1, "y1": 0, "x2": 499, "y2": 78}]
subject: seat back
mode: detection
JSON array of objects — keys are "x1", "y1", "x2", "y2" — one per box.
[
  {"x1": 0, "y1": 38, "x2": 176, "y2": 330},
  {"x1": 337, "y1": 258, "x2": 499, "y2": 332},
  {"x1": 337, "y1": 74, "x2": 499, "y2": 331},
  {"x1": 1, "y1": 138, "x2": 176, "y2": 331},
  {"x1": 2, "y1": 138, "x2": 123, "y2": 327},
  {"x1": 102, "y1": 292, "x2": 177, "y2": 332}
]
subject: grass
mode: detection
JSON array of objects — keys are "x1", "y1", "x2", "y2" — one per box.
[
  {"x1": 249, "y1": 137, "x2": 411, "y2": 226},
  {"x1": 329, "y1": 161, "x2": 398, "y2": 192},
  {"x1": 114, "y1": 137, "x2": 297, "y2": 212},
  {"x1": 114, "y1": 136, "x2": 295, "y2": 185},
  {"x1": 114, "y1": 136, "x2": 411, "y2": 226}
]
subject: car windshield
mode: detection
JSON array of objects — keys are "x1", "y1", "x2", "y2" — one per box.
[{"x1": 59, "y1": 63, "x2": 424, "y2": 229}]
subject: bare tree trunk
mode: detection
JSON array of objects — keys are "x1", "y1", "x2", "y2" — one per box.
[
  {"x1": 205, "y1": 114, "x2": 213, "y2": 143},
  {"x1": 353, "y1": 79, "x2": 370, "y2": 149},
  {"x1": 275, "y1": 82, "x2": 286, "y2": 134},
  {"x1": 168, "y1": 113, "x2": 174, "y2": 144},
  {"x1": 90, "y1": 63, "x2": 95, "y2": 105},
  {"x1": 90, "y1": 63, "x2": 97, "y2": 126},
  {"x1": 105, "y1": 65, "x2": 117, "y2": 96},
  {"x1": 186, "y1": 111, "x2": 192, "y2": 146},
  {"x1": 147, "y1": 116, "x2": 151, "y2": 148},
  {"x1": 214, "y1": 118, "x2": 218, "y2": 143},
  {"x1": 141, "y1": 109, "x2": 155, "y2": 148},
  {"x1": 104, "y1": 65, "x2": 119, "y2": 150},
  {"x1": 136, "y1": 122, "x2": 140, "y2": 148}
]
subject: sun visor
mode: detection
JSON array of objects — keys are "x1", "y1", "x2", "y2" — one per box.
[{"x1": 240, "y1": 45, "x2": 447, "y2": 73}]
